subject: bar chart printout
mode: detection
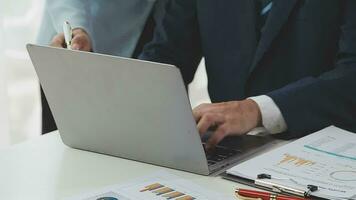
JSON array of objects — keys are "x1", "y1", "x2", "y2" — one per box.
[
  {"x1": 65, "y1": 171, "x2": 232, "y2": 200},
  {"x1": 278, "y1": 153, "x2": 316, "y2": 167},
  {"x1": 139, "y1": 183, "x2": 195, "y2": 200}
]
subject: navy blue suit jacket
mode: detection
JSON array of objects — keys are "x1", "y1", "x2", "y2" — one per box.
[{"x1": 140, "y1": 0, "x2": 356, "y2": 138}]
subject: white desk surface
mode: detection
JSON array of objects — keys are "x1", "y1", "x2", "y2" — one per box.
[{"x1": 0, "y1": 131, "x2": 255, "y2": 200}]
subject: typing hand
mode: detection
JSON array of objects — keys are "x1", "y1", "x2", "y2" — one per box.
[
  {"x1": 193, "y1": 99, "x2": 262, "y2": 149},
  {"x1": 50, "y1": 28, "x2": 92, "y2": 51}
]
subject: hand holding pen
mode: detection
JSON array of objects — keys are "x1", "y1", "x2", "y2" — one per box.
[{"x1": 50, "y1": 21, "x2": 92, "y2": 51}]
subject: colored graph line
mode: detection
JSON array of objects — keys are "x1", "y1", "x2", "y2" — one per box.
[{"x1": 304, "y1": 145, "x2": 356, "y2": 161}]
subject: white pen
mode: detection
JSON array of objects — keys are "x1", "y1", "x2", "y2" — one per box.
[{"x1": 63, "y1": 21, "x2": 73, "y2": 50}]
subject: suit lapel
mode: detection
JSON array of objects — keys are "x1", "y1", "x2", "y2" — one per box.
[{"x1": 249, "y1": 0, "x2": 298, "y2": 74}]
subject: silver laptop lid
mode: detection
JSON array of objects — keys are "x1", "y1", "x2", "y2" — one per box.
[{"x1": 27, "y1": 44, "x2": 210, "y2": 175}]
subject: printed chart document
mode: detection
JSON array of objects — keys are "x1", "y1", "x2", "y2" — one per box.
[
  {"x1": 65, "y1": 171, "x2": 233, "y2": 200},
  {"x1": 227, "y1": 126, "x2": 356, "y2": 200}
]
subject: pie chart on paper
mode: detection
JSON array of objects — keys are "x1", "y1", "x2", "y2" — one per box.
[
  {"x1": 96, "y1": 197, "x2": 118, "y2": 200},
  {"x1": 330, "y1": 171, "x2": 356, "y2": 181}
]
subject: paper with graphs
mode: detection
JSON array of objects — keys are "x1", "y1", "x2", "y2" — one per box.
[
  {"x1": 65, "y1": 171, "x2": 233, "y2": 200},
  {"x1": 227, "y1": 126, "x2": 356, "y2": 200}
]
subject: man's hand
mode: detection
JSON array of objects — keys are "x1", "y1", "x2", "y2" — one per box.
[
  {"x1": 50, "y1": 28, "x2": 92, "y2": 51},
  {"x1": 193, "y1": 99, "x2": 262, "y2": 149}
]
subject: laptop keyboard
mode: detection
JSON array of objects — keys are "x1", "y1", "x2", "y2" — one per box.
[{"x1": 203, "y1": 144, "x2": 241, "y2": 166}]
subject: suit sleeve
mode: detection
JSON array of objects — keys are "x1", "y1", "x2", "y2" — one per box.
[
  {"x1": 139, "y1": 0, "x2": 202, "y2": 85},
  {"x1": 44, "y1": 0, "x2": 93, "y2": 39},
  {"x1": 268, "y1": 0, "x2": 356, "y2": 138}
]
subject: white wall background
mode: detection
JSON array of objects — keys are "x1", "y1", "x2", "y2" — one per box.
[
  {"x1": 0, "y1": 17, "x2": 10, "y2": 146},
  {"x1": 0, "y1": 0, "x2": 209, "y2": 147},
  {"x1": 0, "y1": 0, "x2": 44, "y2": 146}
]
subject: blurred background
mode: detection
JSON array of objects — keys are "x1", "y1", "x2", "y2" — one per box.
[
  {"x1": 0, "y1": 0, "x2": 210, "y2": 147},
  {"x1": 0, "y1": 0, "x2": 44, "y2": 147}
]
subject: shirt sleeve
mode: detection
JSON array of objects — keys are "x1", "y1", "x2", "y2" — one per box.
[
  {"x1": 249, "y1": 95, "x2": 288, "y2": 134},
  {"x1": 45, "y1": 0, "x2": 91, "y2": 32}
]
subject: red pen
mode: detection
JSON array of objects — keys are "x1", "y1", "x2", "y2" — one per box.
[{"x1": 235, "y1": 189, "x2": 310, "y2": 200}]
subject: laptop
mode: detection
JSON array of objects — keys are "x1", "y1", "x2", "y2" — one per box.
[{"x1": 27, "y1": 44, "x2": 277, "y2": 175}]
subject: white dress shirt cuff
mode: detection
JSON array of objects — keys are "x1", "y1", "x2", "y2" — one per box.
[{"x1": 249, "y1": 95, "x2": 288, "y2": 134}]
